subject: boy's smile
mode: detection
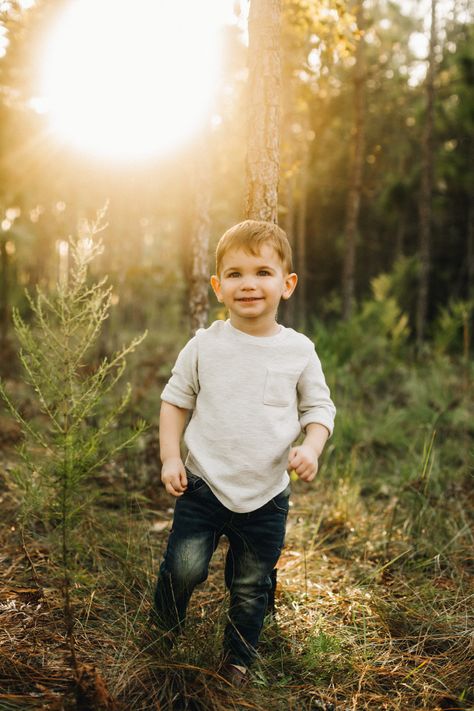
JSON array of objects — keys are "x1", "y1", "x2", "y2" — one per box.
[{"x1": 210, "y1": 245, "x2": 297, "y2": 336}]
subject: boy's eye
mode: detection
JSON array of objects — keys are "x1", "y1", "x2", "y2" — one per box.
[
  {"x1": 227, "y1": 272, "x2": 240, "y2": 278},
  {"x1": 258, "y1": 270, "x2": 271, "y2": 276}
]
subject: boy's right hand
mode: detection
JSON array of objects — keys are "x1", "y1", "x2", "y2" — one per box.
[{"x1": 161, "y1": 457, "x2": 188, "y2": 497}]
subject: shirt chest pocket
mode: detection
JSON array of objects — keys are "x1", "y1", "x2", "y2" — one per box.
[{"x1": 263, "y1": 369, "x2": 299, "y2": 407}]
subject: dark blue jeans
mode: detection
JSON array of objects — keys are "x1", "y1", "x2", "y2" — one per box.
[{"x1": 154, "y1": 471, "x2": 290, "y2": 668}]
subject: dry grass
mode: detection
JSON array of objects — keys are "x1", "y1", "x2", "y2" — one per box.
[{"x1": 0, "y1": 461, "x2": 472, "y2": 711}]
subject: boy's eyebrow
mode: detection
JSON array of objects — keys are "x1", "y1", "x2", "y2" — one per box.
[{"x1": 222, "y1": 264, "x2": 276, "y2": 273}]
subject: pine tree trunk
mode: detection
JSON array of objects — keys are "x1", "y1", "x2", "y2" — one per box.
[
  {"x1": 189, "y1": 139, "x2": 211, "y2": 335},
  {"x1": 0, "y1": 236, "x2": 10, "y2": 373},
  {"x1": 281, "y1": 172, "x2": 296, "y2": 325},
  {"x1": 417, "y1": 0, "x2": 437, "y2": 347},
  {"x1": 468, "y1": 200, "x2": 474, "y2": 304},
  {"x1": 342, "y1": 2, "x2": 365, "y2": 320},
  {"x1": 245, "y1": 0, "x2": 282, "y2": 223},
  {"x1": 296, "y1": 151, "x2": 309, "y2": 331},
  {"x1": 279, "y1": 40, "x2": 296, "y2": 325},
  {"x1": 395, "y1": 214, "x2": 406, "y2": 259}
]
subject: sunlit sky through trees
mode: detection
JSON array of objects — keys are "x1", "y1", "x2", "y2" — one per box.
[
  {"x1": 0, "y1": 0, "x2": 467, "y2": 161},
  {"x1": 0, "y1": 0, "x2": 472, "y2": 365},
  {"x1": 399, "y1": 0, "x2": 471, "y2": 84}
]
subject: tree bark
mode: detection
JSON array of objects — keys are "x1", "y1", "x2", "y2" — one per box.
[
  {"x1": 395, "y1": 214, "x2": 406, "y2": 260},
  {"x1": 189, "y1": 139, "x2": 211, "y2": 335},
  {"x1": 0, "y1": 236, "x2": 9, "y2": 364},
  {"x1": 416, "y1": 0, "x2": 437, "y2": 347},
  {"x1": 296, "y1": 149, "x2": 309, "y2": 331},
  {"x1": 342, "y1": 2, "x2": 366, "y2": 320},
  {"x1": 281, "y1": 172, "x2": 296, "y2": 325},
  {"x1": 245, "y1": 0, "x2": 282, "y2": 223},
  {"x1": 468, "y1": 200, "x2": 474, "y2": 304}
]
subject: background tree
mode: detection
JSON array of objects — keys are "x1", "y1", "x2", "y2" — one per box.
[
  {"x1": 189, "y1": 136, "x2": 212, "y2": 335},
  {"x1": 417, "y1": 0, "x2": 437, "y2": 346},
  {"x1": 342, "y1": 1, "x2": 366, "y2": 320},
  {"x1": 433, "y1": 7, "x2": 473, "y2": 306},
  {"x1": 0, "y1": 229, "x2": 10, "y2": 364},
  {"x1": 280, "y1": 0, "x2": 356, "y2": 326},
  {"x1": 245, "y1": 0, "x2": 282, "y2": 222}
]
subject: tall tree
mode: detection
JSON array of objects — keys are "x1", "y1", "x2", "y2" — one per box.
[
  {"x1": 189, "y1": 138, "x2": 211, "y2": 335},
  {"x1": 342, "y1": 1, "x2": 366, "y2": 320},
  {"x1": 417, "y1": 0, "x2": 437, "y2": 346},
  {"x1": 279, "y1": 0, "x2": 357, "y2": 326},
  {"x1": 296, "y1": 136, "x2": 309, "y2": 330},
  {"x1": 245, "y1": 0, "x2": 282, "y2": 223},
  {"x1": 0, "y1": 233, "x2": 9, "y2": 368}
]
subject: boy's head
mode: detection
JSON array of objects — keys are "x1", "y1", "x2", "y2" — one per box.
[
  {"x1": 215, "y1": 220, "x2": 293, "y2": 277},
  {"x1": 211, "y1": 220, "x2": 297, "y2": 333}
]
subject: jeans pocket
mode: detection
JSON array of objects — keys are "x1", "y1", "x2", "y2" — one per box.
[
  {"x1": 185, "y1": 470, "x2": 207, "y2": 493},
  {"x1": 271, "y1": 484, "x2": 291, "y2": 513}
]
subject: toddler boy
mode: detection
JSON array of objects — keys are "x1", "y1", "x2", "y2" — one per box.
[{"x1": 154, "y1": 220, "x2": 335, "y2": 685}]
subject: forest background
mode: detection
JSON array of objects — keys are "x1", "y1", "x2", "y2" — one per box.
[{"x1": 0, "y1": 0, "x2": 472, "y2": 710}]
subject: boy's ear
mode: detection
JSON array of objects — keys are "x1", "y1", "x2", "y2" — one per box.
[
  {"x1": 210, "y1": 275, "x2": 223, "y2": 302},
  {"x1": 281, "y1": 272, "x2": 298, "y2": 300}
]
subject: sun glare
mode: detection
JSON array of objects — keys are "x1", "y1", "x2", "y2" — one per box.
[{"x1": 38, "y1": 0, "x2": 228, "y2": 160}]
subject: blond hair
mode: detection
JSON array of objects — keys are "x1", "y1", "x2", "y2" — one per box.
[{"x1": 215, "y1": 220, "x2": 293, "y2": 276}]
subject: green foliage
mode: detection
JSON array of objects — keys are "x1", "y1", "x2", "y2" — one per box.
[
  {"x1": 303, "y1": 630, "x2": 342, "y2": 668},
  {"x1": 0, "y1": 209, "x2": 147, "y2": 532},
  {"x1": 314, "y1": 263, "x2": 411, "y2": 376},
  {"x1": 433, "y1": 298, "x2": 473, "y2": 355},
  {"x1": 313, "y1": 264, "x2": 472, "y2": 518}
]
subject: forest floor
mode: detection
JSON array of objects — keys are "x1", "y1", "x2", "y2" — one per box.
[
  {"x1": 1, "y1": 332, "x2": 474, "y2": 711},
  {"x1": 0, "y1": 425, "x2": 473, "y2": 711}
]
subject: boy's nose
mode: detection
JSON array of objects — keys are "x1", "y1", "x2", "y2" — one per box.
[{"x1": 241, "y1": 278, "x2": 257, "y2": 290}]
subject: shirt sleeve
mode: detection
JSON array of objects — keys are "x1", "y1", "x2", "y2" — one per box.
[
  {"x1": 297, "y1": 348, "x2": 336, "y2": 435},
  {"x1": 160, "y1": 337, "x2": 199, "y2": 410}
]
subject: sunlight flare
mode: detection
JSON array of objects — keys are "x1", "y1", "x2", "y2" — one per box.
[{"x1": 38, "y1": 0, "x2": 227, "y2": 159}]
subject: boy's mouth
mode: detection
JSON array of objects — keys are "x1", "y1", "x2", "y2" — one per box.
[{"x1": 236, "y1": 297, "x2": 264, "y2": 302}]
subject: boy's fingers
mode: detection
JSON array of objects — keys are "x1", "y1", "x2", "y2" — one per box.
[
  {"x1": 299, "y1": 462, "x2": 318, "y2": 481},
  {"x1": 288, "y1": 449, "x2": 301, "y2": 466},
  {"x1": 290, "y1": 448, "x2": 318, "y2": 480},
  {"x1": 179, "y1": 469, "x2": 188, "y2": 489},
  {"x1": 295, "y1": 460, "x2": 314, "y2": 478},
  {"x1": 163, "y1": 472, "x2": 187, "y2": 496},
  {"x1": 165, "y1": 481, "x2": 183, "y2": 497},
  {"x1": 294, "y1": 457, "x2": 310, "y2": 473},
  {"x1": 297, "y1": 465, "x2": 311, "y2": 478}
]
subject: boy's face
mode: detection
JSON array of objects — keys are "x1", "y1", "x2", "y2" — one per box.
[{"x1": 210, "y1": 244, "x2": 297, "y2": 333}]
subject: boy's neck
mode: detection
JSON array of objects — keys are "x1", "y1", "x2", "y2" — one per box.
[{"x1": 229, "y1": 314, "x2": 281, "y2": 337}]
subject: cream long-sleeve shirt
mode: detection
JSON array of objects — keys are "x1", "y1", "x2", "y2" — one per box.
[{"x1": 161, "y1": 319, "x2": 336, "y2": 513}]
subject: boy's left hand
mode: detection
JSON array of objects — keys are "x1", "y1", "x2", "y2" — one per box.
[{"x1": 288, "y1": 444, "x2": 318, "y2": 482}]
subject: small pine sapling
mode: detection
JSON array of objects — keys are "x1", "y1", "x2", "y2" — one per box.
[{"x1": 0, "y1": 208, "x2": 147, "y2": 678}]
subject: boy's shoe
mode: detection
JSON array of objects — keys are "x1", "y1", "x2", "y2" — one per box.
[{"x1": 218, "y1": 662, "x2": 249, "y2": 688}]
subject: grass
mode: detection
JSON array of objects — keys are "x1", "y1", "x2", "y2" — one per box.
[
  {"x1": 0, "y1": 327, "x2": 473, "y2": 709},
  {"x1": 1, "y1": 456, "x2": 472, "y2": 710}
]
